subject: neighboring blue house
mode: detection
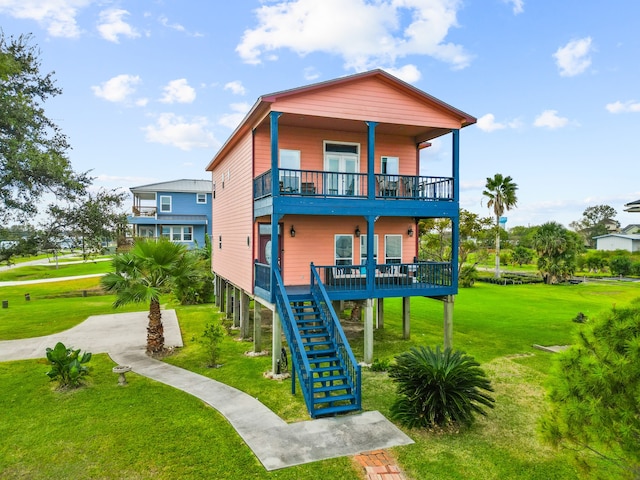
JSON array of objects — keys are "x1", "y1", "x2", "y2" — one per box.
[{"x1": 127, "y1": 179, "x2": 212, "y2": 248}]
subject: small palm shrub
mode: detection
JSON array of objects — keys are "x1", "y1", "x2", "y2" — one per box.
[
  {"x1": 388, "y1": 346, "x2": 495, "y2": 429},
  {"x1": 459, "y1": 264, "x2": 478, "y2": 287},
  {"x1": 45, "y1": 342, "x2": 92, "y2": 389}
]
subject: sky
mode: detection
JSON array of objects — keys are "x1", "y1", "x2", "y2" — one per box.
[{"x1": 1, "y1": 0, "x2": 639, "y2": 229}]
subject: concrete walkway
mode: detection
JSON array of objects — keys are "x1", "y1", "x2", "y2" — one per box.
[{"x1": 0, "y1": 310, "x2": 413, "y2": 471}]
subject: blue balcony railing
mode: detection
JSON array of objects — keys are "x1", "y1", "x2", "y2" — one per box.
[{"x1": 253, "y1": 169, "x2": 453, "y2": 201}]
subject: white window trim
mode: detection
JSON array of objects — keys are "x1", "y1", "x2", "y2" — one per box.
[
  {"x1": 196, "y1": 193, "x2": 207, "y2": 204},
  {"x1": 161, "y1": 225, "x2": 194, "y2": 242},
  {"x1": 160, "y1": 195, "x2": 172, "y2": 213},
  {"x1": 334, "y1": 234, "x2": 354, "y2": 266},
  {"x1": 384, "y1": 234, "x2": 402, "y2": 263}
]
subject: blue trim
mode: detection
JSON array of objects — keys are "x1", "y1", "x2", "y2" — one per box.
[{"x1": 366, "y1": 121, "x2": 377, "y2": 199}]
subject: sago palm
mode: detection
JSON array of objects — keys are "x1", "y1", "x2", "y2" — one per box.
[
  {"x1": 388, "y1": 346, "x2": 495, "y2": 429},
  {"x1": 482, "y1": 173, "x2": 518, "y2": 278},
  {"x1": 101, "y1": 238, "x2": 187, "y2": 354}
]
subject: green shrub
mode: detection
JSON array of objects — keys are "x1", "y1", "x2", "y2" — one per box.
[
  {"x1": 45, "y1": 342, "x2": 92, "y2": 388},
  {"x1": 369, "y1": 358, "x2": 391, "y2": 372},
  {"x1": 201, "y1": 322, "x2": 226, "y2": 367},
  {"x1": 610, "y1": 255, "x2": 632, "y2": 276},
  {"x1": 388, "y1": 346, "x2": 495, "y2": 429},
  {"x1": 459, "y1": 264, "x2": 478, "y2": 288}
]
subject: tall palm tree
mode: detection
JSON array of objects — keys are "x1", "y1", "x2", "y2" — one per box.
[
  {"x1": 101, "y1": 238, "x2": 187, "y2": 355},
  {"x1": 482, "y1": 174, "x2": 518, "y2": 278}
]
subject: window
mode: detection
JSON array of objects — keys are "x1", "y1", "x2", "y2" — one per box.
[
  {"x1": 160, "y1": 195, "x2": 172, "y2": 212},
  {"x1": 381, "y1": 156, "x2": 399, "y2": 176},
  {"x1": 279, "y1": 149, "x2": 300, "y2": 193},
  {"x1": 334, "y1": 235, "x2": 353, "y2": 266},
  {"x1": 360, "y1": 235, "x2": 378, "y2": 264},
  {"x1": 384, "y1": 235, "x2": 402, "y2": 264},
  {"x1": 138, "y1": 226, "x2": 155, "y2": 238},
  {"x1": 161, "y1": 226, "x2": 193, "y2": 242},
  {"x1": 196, "y1": 193, "x2": 207, "y2": 204}
]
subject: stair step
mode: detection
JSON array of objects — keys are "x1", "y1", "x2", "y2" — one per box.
[
  {"x1": 300, "y1": 332, "x2": 327, "y2": 339},
  {"x1": 308, "y1": 356, "x2": 340, "y2": 366},
  {"x1": 313, "y1": 374, "x2": 347, "y2": 384},
  {"x1": 313, "y1": 403, "x2": 360, "y2": 418},
  {"x1": 315, "y1": 384, "x2": 352, "y2": 395},
  {"x1": 305, "y1": 348, "x2": 335, "y2": 357},
  {"x1": 312, "y1": 365, "x2": 344, "y2": 375},
  {"x1": 313, "y1": 393, "x2": 356, "y2": 405}
]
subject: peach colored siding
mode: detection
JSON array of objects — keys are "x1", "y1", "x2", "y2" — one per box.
[
  {"x1": 281, "y1": 215, "x2": 417, "y2": 285},
  {"x1": 272, "y1": 77, "x2": 462, "y2": 129},
  {"x1": 254, "y1": 124, "x2": 418, "y2": 177},
  {"x1": 211, "y1": 133, "x2": 255, "y2": 293}
]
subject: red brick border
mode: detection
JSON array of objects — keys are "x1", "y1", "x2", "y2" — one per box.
[{"x1": 353, "y1": 449, "x2": 407, "y2": 480}]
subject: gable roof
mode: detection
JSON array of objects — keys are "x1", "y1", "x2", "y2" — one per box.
[
  {"x1": 593, "y1": 233, "x2": 640, "y2": 240},
  {"x1": 130, "y1": 179, "x2": 212, "y2": 194},
  {"x1": 206, "y1": 69, "x2": 476, "y2": 171}
]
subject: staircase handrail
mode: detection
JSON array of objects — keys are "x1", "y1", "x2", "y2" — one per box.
[
  {"x1": 310, "y1": 263, "x2": 361, "y2": 407},
  {"x1": 272, "y1": 268, "x2": 314, "y2": 410}
]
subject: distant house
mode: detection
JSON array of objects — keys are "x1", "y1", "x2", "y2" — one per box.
[
  {"x1": 127, "y1": 179, "x2": 212, "y2": 248},
  {"x1": 621, "y1": 224, "x2": 640, "y2": 235},
  {"x1": 594, "y1": 233, "x2": 640, "y2": 252},
  {"x1": 624, "y1": 199, "x2": 640, "y2": 213}
]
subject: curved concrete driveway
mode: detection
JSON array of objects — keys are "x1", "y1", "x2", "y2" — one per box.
[{"x1": 0, "y1": 310, "x2": 413, "y2": 471}]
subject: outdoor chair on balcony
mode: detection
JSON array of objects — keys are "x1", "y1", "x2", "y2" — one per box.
[
  {"x1": 377, "y1": 177, "x2": 398, "y2": 197},
  {"x1": 402, "y1": 177, "x2": 415, "y2": 197}
]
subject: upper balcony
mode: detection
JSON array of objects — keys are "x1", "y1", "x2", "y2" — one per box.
[
  {"x1": 254, "y1": 169, "x2": 454, "y2": 201},
  {"x1": 131, "y1": 206, "x2": 157, "y2": 217}
]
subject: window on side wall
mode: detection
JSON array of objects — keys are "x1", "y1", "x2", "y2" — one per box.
[
  {"x1": 196, "y1": 193, "x2": 207, "y2": 204},
  {"x1": 360, "y1": 234, "x2": 378, "y2": 274},
  {"x1": 160, "y1": 195, "x2": 172, "y2": 212},
  {"x1": 160, "y1": 225, "x2": 193, "y2": 242}
]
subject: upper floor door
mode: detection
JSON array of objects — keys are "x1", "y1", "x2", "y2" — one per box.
[{"x1": 324, "y1": 142, "x2": 359, "y2": 195}]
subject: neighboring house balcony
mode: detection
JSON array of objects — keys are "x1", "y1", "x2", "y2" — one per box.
[
  {"x1": 131, "y1": 206, "x2": 157, "y2": 217},
  {"x1": 254, "y1": 261, "x2": 454, "y2": 302}
]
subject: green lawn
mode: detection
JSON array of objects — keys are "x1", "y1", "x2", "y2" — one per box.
[
  {"x1": 0, "y1": 261, "x2": 112, "y2": 281},
  {"x1": 1, "y1": 277, "x2": 638, "y2": 479}
]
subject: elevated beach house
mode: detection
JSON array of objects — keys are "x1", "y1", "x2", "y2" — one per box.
[
  {"x1": 127, "y1": 179, "x2": 212, "y2": 248},
  {"x1": 206, "y1": 70, "x2": 476, "y2": 417}
]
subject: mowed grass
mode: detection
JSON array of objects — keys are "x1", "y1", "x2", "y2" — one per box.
[
  {"x1": 0, "y1": 260, "x2": 112, "y2": 281},
  {"x1": 0, "y1": 277, "x2": 146, "y2": 340},
  {"x1": 1, "y1": 276, "x2": 638, "y2": 479}
]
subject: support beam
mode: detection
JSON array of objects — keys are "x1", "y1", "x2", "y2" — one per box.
[
  {"x1": 376, "y1": 298, "x2": 384, "y2": 329},
  {"x1": 271, "y1": 310, "x2": 282, "y2": 374},
  {"x1": 444, "y1": 295, "x2": 454, "y2": 349},
  {"x1": 240, "y1": 291, "x2": 250, "y2": 339},
  {"x1": 253, "y1": 302, "x2": 262, "y2": 353},
  {"x1": 364, "y1": 298, "x2": 374, "y2": 364},
  {"x1": 402, "y1": 297, "x2": 410, "y2": 340},
  {"x1": 233, "y1": 287, "x2": 240, "y2": 328}
]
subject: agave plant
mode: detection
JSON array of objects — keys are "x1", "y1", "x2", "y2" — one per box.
[
  {"x1": 388, "y1": 345, "x2": 494, "y2": 429},
  {"x1": 45, "y1": 342, "x2": 92, "y2": 388}
]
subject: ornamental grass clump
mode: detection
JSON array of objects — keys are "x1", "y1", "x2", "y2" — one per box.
[{"x1": 388, "y1": 345, "x2": 495, "y2": 429}]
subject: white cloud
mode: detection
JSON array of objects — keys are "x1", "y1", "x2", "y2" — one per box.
[
  {"x1": 476, "y1": 113, "x2": 521, "y2": 132},
  {"x1": 303, "y1": 67, "x2": 320, "y2": 81},
  {"x1": 236, "y1": 0, "x2": 472, "y2": 72},
  {"x1": 158, "y1": 14, "x2": 203, "y2": 37},
  {"x1": 143, "y1": 113, "x2": 218, "y2": 151},
  {"x1": 224, "y1": 81, "x2": 246, "y2": 96},
  {"x1": 503, "y1": 0, "x2": 524, "y2": 15},
  {"x1": 160, "y1": 79, "x2": 196, "y2": 104},
  {"x1": 0, "y1": 0, "x2": 91, "y2": 38},
  {"x1": 219, "y1": 103, "x2": 252, "y2": 129},
  {"x1": 533, "y1": 109, "x2": 569, "y2": 129},
  {"x1": 606, "y1": 100, "x2": 640, "y2": 114},
  {"x1": 97, "y1": 8, "x2": 140, "y2": 43},
  {"x1": 91, "y1": 74, "x2": 142, "y2": 103},
  {"x1": 383, "y1": 64, "x2": 421, "y2": 83},
  {"x1": 553, "y1": 37, "x2": 593, "y2": 77}
]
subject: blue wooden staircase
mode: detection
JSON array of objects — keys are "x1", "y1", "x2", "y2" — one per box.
[{"x1": 273, "y1": 268, "x2": 361, "y2": 418}]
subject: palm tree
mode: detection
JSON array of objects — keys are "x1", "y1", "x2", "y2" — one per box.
[
  {"x1": 482, "y1": 174, "x2": 518, "y2": 278},
  {"x1": 101, "y1": 238, "x2": 187, "y2": 355}
]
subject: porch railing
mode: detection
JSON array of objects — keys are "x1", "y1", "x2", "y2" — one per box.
[
  {"x1": 316, "y1": 261, "x2": 452, "y2": 292},
  {"x1": 132, "y1": 206, "x2": 157, "y2": 216},
  {"x1": 253, "y1": 169, "x2": 453, "y2": 201},
  {"x1": 254, "y1": 261, "x2": 271, "y2": 292}
]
